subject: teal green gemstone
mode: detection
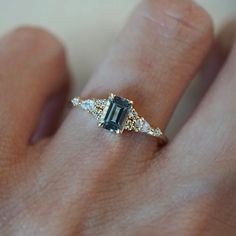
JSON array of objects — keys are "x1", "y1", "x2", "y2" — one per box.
[{"x1": 102, "y1": 96, "x2": 131, "y2": 133}]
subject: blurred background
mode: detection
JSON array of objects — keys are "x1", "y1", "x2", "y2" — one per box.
[{"x1": 0, "y1": 0, "x2": 235, "y2": 137}]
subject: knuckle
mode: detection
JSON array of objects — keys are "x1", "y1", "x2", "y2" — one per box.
[
  {"x1": 9, "y1": 26, "x2": 65, "y2": 61},
  {"x1": 139, "y1": 0, "x2": 213, "y2": 41}
]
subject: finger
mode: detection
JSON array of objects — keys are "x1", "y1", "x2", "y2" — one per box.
[
  {"x1": 0, "y1": 27, "x2": 69, "y2": 150},
  {"x1": 44, "y1": 0, "x2": 213, "y2": 175},
  {"x1": 148, "y1": 43, "x2": 236, "y2": 231},
  {"x1": 167, "y1": 39, "x2": 236, "y2": 170},
  {"x1": 56, "y1": 0, "x2": 213, "y2": 153},
  {"x1": 31, "y1": 84, "x2": 69, "y2": 144}
]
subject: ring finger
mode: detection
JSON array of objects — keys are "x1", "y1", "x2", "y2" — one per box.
[{"x1": 48, "y1": 0, "x2": 213, "y2": 168}]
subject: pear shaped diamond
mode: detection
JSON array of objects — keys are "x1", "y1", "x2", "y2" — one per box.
[
  {"x1": 141, "y1": 120, "x2": 151, "y2": 133},
  {"x1": 81, "y1": 100, "x2": 96, "y2": 112},
  {"x1": 136, "y1": 119, "x2": 151, "y2": 133}
]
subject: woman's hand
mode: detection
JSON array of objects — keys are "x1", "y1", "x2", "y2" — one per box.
[{"x1": 1, "y1": 0, "x2": 235, "y2": 235}]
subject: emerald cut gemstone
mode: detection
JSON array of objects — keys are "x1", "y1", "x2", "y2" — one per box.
[{"x1": 100, "y1": 95, "x2": 132, "y2": 133}]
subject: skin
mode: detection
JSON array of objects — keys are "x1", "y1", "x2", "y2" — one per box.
[{"x1": 0, "y1": 0, "x2": 236, "y2": 235}]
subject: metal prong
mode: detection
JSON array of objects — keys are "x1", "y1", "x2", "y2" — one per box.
[
  {"x1": 109, "y1": 93, "x2": 115, "y2": 99},
  {"x1": 98, "y1": 122, "x2": 103, "y2": 127}
]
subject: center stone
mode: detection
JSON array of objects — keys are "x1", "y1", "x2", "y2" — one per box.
[{"x1": 100, "y1": 95, "x2": 132, "y2": 133}]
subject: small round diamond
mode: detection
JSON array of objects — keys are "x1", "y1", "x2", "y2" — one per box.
[
  {"x1": 95, "y1": 99, "x2": 107, "y2": 110},
  {"x1": 96, "y1": 99, "x2": 107, "y2": 106},
  {"x1": 71, "y1": 98, "x2": 80, "y2": 106},
  {"x1": 153, "y1": 128, "x2": 162, "y2": 137}
]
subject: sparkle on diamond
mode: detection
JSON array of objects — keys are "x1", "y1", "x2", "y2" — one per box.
[{"x1": 81, "y1": 100, "x2": 96, "y2": 111}]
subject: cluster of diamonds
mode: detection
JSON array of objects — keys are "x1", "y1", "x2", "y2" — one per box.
[
  {"x1": 125, "y1": 107, "x2": 163, "y2": 137},
  {"x1": 71, "y1": 97, "x2": 163, "y2": 138},
  {"x1": 71, "y1": 97, "x2": 106, "y2": 120}
]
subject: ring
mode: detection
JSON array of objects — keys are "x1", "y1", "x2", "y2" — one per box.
[{"x1": 70, "y1": 94, "x2": 168, "y2": 147}]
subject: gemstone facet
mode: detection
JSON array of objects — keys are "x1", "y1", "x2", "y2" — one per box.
[{"x1": 100, "y1": 94, "x2": 132, "y2": 133}]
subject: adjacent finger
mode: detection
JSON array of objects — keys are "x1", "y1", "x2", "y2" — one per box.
[
  {"x1": 31, "y1": 84, "x2": 69, "y2": 144},
  {"x1": 166, "y1": 39, "x2": 236, "y2": 171},
  {"x1": 0, "y1": 27, "x2": 69, "y2": 151}
]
